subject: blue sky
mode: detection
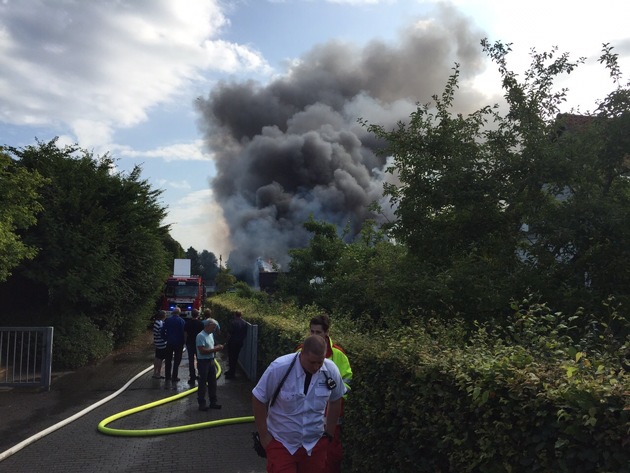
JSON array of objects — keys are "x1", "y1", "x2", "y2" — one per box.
[{"x1": 2, "y1": 0, "x2": 629, "y2": 274}]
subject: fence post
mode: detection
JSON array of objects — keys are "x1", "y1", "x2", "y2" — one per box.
[{"x1": 42, "y1": 327, "x2": 54, "y2": 391}]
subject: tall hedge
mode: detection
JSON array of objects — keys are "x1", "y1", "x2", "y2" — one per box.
[{"x1": 343, "y1": 327, "x2": 630, "y2": 473}]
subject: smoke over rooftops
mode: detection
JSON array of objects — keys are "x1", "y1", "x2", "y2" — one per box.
[{"x1": 195, "y1": 5, "x2": 487, "y2": 279}]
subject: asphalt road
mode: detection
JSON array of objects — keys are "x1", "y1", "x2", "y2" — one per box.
[{"x1": 0, "y1": 331, "x2": 267, "y2": 472}]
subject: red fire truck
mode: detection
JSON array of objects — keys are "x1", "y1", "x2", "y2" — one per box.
[{"x1": 159, "y1": 259, "x2": 204, "y2": 316}]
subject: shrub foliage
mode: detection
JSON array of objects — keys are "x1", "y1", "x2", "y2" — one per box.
[{"x1": 0, "y1": 139, "x2": 171, "y2": 368}]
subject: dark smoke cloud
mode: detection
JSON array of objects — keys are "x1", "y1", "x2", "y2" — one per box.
[{"x1": 196, "y1": 4, "x2": 488, "y2": 280}]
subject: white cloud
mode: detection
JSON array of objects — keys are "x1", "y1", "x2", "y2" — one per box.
[
  {"x1": 71, "y1": 119, "x2": 115, "y2": 150},
  {"x1": 450, "y1": 0, "x2": 630, "y2": 113},
  {"x1": 203, "y1": 40, "x2": 273, "y2": 74},
  {"x1": 0, "y1": 0, "x2": 270, "y2": 145},
  {"x1": 170, "y1": 181, "x2": 193, "y2": 190},
  {"x1": 114, "y1": 140, "x2": 213, "y2": 162},
  {"x1": 325, "y1": 0, "x2": 393, "y2": 4}
]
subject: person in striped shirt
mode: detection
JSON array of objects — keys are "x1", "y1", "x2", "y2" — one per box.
[{"x1": 152, "y1": 310, "x2": 167, "y2": 379}]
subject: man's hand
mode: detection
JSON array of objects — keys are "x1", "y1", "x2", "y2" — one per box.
[
  {"x1": 252, "y1": 432, "x2": 267, "y2": 458},
  {"x1": 252, "y1": 395, "x2": 272, "y2": 449}
]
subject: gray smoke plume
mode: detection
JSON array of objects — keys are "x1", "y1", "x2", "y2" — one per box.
[{"x1": 196, "y1": 5, "x2": 487, "y2": 280}]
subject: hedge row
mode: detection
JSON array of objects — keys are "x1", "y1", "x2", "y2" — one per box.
[
  {"x1": 209, "y1": 295, "x2": 630, "y2": 472},
  {"x1": 344, "y1": 330, "x2": 629, "y2": 472}
]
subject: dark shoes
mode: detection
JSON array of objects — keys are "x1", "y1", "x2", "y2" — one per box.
[
  {"x1": 199, "y1": 403, "x2": 221, "y2": 411},
  {"x1": 187, "y1": 379, "x2": 196, "y2": 385}
]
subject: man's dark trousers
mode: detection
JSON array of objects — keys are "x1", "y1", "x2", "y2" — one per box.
[
  {"x1": 164, "y1": 343, "x2": 184, "y2": 380},
  {"x1": 197, "y1": 358, "x2": 217, "y2": 406},
  {"x1": 186, "y1": 343, "x2": 197, "y2": 381},
  {"x1": 226, "y1": 340, "x2": 243, "y2": 376}
]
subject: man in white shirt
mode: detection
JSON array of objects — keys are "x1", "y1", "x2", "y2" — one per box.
[{"x1": 252, "y1": 335, "x2": 346, "y2": 473}]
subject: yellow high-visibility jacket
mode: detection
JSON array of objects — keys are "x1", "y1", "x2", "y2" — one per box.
[{"x1": 327, "y1": 336, "x2": 352, "y2": 394}]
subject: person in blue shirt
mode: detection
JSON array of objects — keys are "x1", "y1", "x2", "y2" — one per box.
[{"x1": 161, "y1": 307, "x2": 185, "y2": 382}]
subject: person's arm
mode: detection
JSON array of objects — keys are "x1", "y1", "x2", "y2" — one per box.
[
  {"x1": 333, "y1": 348, "x2": 353, "y2": 392},
  {"x1": 197, "y1": 343, "x2": 224, "y2": 354},
  {"x1": 252, "y1": 395, "x2": 273, "y2": 448},
  {"x1": 325, "y1": 397, "x2": 342, "y2": 437}
]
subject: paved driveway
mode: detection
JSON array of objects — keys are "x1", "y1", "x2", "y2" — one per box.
[{"x1": 0, "y1": 333, "x2": 266, "y2": 473}]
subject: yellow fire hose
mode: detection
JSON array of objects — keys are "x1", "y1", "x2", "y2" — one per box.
[{"x1": 97, "y1": 359, "x2": 254, "y2": 437}]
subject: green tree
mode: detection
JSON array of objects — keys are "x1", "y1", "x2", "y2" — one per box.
[
  {"x1": 185, "y1": 246, "x2": 201, "y2": 275},
  {"x1": 199, "y1": 249, "x2": 219, "y2": 283},
  {"x1": 162, "y1": 233, "x2": 185, "y2": 261},
  {"x1": 0, "y1": 150, "x2": 46, "y2": 282},
  {"x1": 365, "y1": 41, "x2": 630, "y2": 319},
  {"x1": 279, "y1": 217, "x2": 424, "y2": 329},
  {"x1": 180, "y1": 247, "x2": 219, "y2": 283},
  {"x1": 215, "y1": 266, "x2": 237, "y2": 293},
  {"x1": 325, "y1": 227, "x2": 432, "y2": 328},
  {"x1": 1, "y1": 139, "x2": 171, "y2": 356},
  {"x1": 279, "y1": 217, "x2": 345, "y2": 308}
]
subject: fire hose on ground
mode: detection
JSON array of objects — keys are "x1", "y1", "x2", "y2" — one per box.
[
  {"x1": 0, "y1": 359, "x2": 254, "y2": 462},
  {"x1": 97, "y1": 359, "x2": 254, "y2": 437}
]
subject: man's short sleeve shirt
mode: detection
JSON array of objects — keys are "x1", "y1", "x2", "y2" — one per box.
[
  {"x1": 196, "y1": 330, "x2": 215, "y2": 360},
  {"x1": 252, "y1": 353, "x2": 346, "y2": 455}
]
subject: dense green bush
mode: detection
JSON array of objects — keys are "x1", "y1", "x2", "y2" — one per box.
[
  {"x1": 343, "y1": 322, "x2": 630, "y2": 473},
  {"x1": 52, "y1": 314, "x2": 113, "y2": 369}
]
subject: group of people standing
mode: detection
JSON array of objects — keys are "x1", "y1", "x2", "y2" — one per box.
[
  {"x1": 152, "y1": 307, "x2": 247, "y2": 411},
  {"x1": 153, "y1": 306, "x2": 352, "y2": 473}
]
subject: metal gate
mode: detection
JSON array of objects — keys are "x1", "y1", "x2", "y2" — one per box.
[
  {"x1": 238, "y1": 323, "x2": 258, "y2": 381},
  {"x1": 0, "y1": 327, "x2": 54, "y2": 390}
]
